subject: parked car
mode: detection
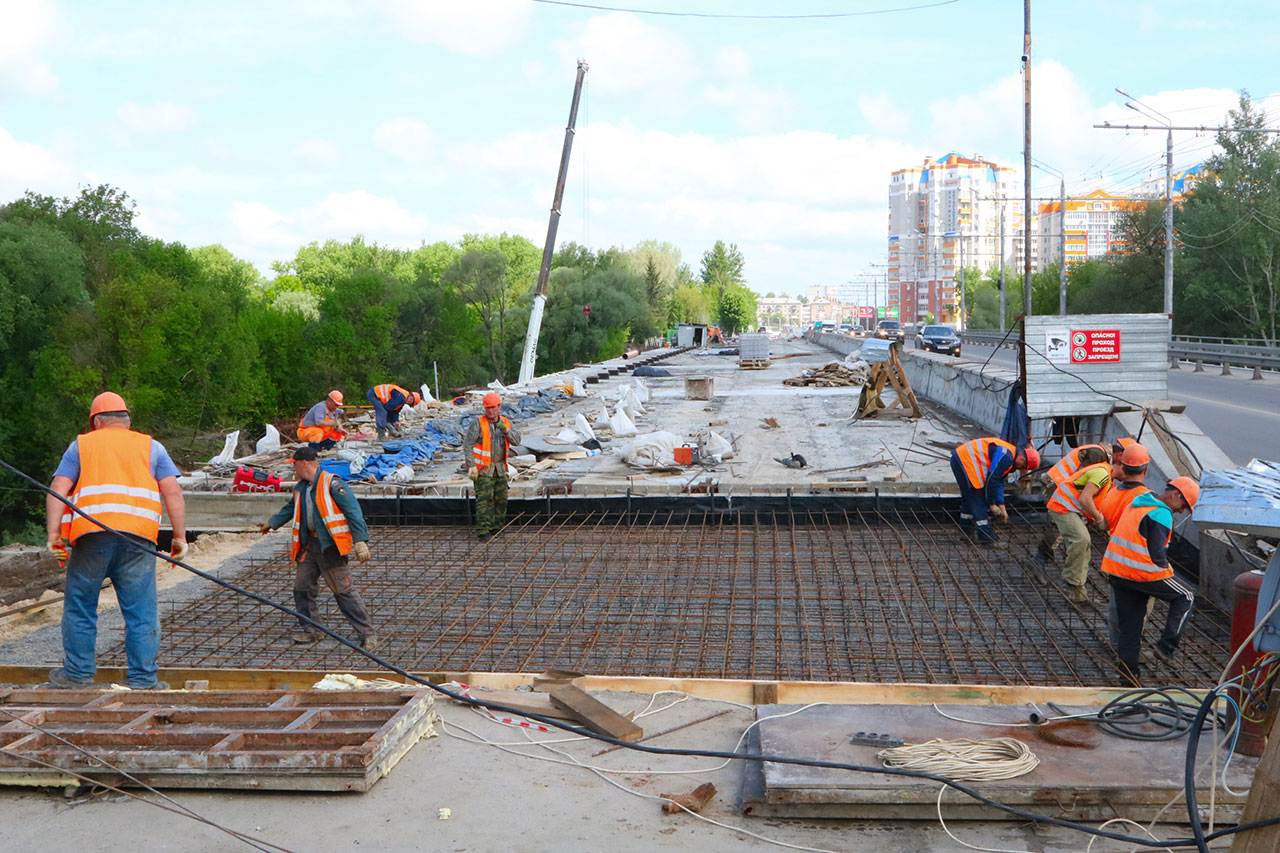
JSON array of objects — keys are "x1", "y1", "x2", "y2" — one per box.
[
  {"x1": 874, "y1": 319, "x2": 905, "y2": 343},
  {"x1": 916, "y1": 324, "x2": 961, "y2": 356}
]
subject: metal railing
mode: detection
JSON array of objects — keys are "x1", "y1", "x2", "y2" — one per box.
[{"x1": 959, "y1": 329, "x2": 1280, "y2": 372}]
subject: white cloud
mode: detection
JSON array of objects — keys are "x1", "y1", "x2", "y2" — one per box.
[
  {"x1": 0, "y1": 126, "x2": 74, "y2": 198},
  {"x1": 374, "y1": 118, "x2": 432, "y2": 163},
  {"x1": 313, "y1": 190, "x2": 426, "y2": 237},
  {"x1": 858, "y1": 93, "x2": 910, "y2": 137},
  {"x1": 702, "y1": 46, "x2": 792, "y2": 132},
  {"x1": 116, "y1": 102, "x2": 199, "y2": 136},
  {"x1": 228, "y1": 191, "x2": 428, "y2": 260},
  {"x1": 374, "y1": 0, "x2": 531, "y2": 56},
  {"x1": 292, "y1": 138, "x2": 340, "y2": 169},
  {"x1": 557, "y1": 13, "x2": 696, "y2": 96},
  {"x1": 0, "y1": 0, "x2": 57, "y2": 96}
]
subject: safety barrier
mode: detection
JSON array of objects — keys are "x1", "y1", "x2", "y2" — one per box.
[{"x1": 959, "y1": 329, "x2": 1280, "y2": 375}]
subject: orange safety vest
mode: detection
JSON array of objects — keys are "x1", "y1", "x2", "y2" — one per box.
[
  {"x1": 1097, "y1": 483, "x2": 1151, "y2": 532},
  {"x1": 1101, "y1": 502, "x2": 1173, "y2": 582},
  {"x1": 1047, "y1": 462, "x2": 1112, "y2": 515},
  {"x1": 289, "y1": 471, "x2": 354, "y2": 560},
  {"x1": 472, "y1": 416, "x2": 511, "y2": 472},
  {"x1": 1047, "y1": 444, "x2": 1107, "y2": 485},
  {"x1": 374, "y1": 384, "x2": 411, "y2": 405},
  {"x1": 60, "y1": 428, "x2": 163, "y2": 545},
  {"x1": 954, "y1": 437, "x2": 1016, "y2": 490}
]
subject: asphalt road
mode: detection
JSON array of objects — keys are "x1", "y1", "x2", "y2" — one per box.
[{"x1": 950, "y1": 343, "x2": 1280, "y2": 465}]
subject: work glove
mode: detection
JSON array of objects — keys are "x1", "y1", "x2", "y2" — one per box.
[
  {"x1": 170, "y1": 538, "x2": 190, "y2": 560},
  {"x1": 353, "y1": 541, "x2": 371, "y2": 563},
  {"x1": 989, "y1": 504, "x2": 1009, "y2": 524},
  {"x1": 256, "y1": 523, "x2": 271, "y2": 535},
  {"x1": 47, "y1": 534, "x2": 69, "y2": 568},
  {"x1": 467, "y1": 466, "x2": 478, "y2": 480}
]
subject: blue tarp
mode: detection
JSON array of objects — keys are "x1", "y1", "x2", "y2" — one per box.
[{"x1": 1001, "y1": 383, "x2": 1029, "y2": 452}]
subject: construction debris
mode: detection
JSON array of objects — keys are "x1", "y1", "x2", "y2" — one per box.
[
  {"x1": 660, "y1": 782, "x2": 717, "y2": 815},
  {"x1": 783, "y1": 362, "x2": 868, "y2": 388},
  {"x1": 548, "y1": 684, "x2": 643, "y2": 741}
]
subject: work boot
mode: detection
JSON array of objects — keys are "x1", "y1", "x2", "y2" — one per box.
[
  {"x1": 1037, "y1": 540, "x2": 1057, "y2": 564},
  {"x1": 975, "y1": 523, "x2": 998, "y2": 545},
  {"x1": 1066, "y1": 584, "x2": 1089, "y2": 605},
  {"x1": 128, "y1": 680, "x2": 170, "y2": 690},
  {"x1": 360, "y1": 632, "x2": 380, "y2": 652},
  {"x1": 45, "y1": 667, "x2": 92, "y2": 689},
  {"x1": 376, "y1": 427, "x2": 387, "y2": 441},
  {"x1": 1116, "y1": 659, "x2": 1142, "y2": 687},
  {"x1": 1152, "y1": 641, "x2": 1176, "y2": 662},
  {"x1": 292, "y1": 630, "x2": 320, "y2": 644}
]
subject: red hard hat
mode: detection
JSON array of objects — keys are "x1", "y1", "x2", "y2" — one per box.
[
  {"x1": 483, "y1": 392, "x2": 502, "y2": 407},
  {"x1": 1169, "y1": 476, "x2": 1200, "y2": 510},
  {"x1": 89, "y1": 391, "x2": 129, "y2": 419},
  {"x1": 1121, "y1": 444, "x2": 1151, "y2": 467},
  {"x1": 1021, "y1": 446, "x2": 1040, "y2": 471}
]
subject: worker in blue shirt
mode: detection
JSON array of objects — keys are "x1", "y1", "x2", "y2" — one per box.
[{"x1": 950, "y1": 437, "x2": 1040, "y2": 544}]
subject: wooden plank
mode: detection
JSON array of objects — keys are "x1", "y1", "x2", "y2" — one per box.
[
  {"x1": 752, "y1": 682, "x2": 779, "y2": 705},
  {"x1": 1233, "y1": 713, "x2": 1280, "y2": 852},
  {"x1": 549, "y1": 684, "x2": 643, "y2": 741}
]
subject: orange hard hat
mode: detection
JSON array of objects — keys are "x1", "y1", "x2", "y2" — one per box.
[
  {"x1": 89, "y1": 391, "x2": 129, "y2": 419},
  {"x1": 407, "y1": 391, "x2": 421, "y2": 406},
  {"x1": 1020, "y1": 445, "x2": 1040, "y2": 471},
  {"x1": 1111, "y1": 436, "x2": 1137, "y2": 455},
  {"x1": 328, "y1": 390, "x2": 344, "y2": 404},
  {"x1": 483, "y1": 392, "x2": 502, "y2": 408},
  {"x1": 1121, "y1": 444, "x2": 1150, "y2": 467},
  {"x1": 1169, "y1": 476, "x2": 1200, "y2": 510}
]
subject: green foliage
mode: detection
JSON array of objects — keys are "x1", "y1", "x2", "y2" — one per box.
[
  {"x1": 537, "y1": 266, "x2": 651, "y2": 371},
  {"x1": 699, "y1": 240, "x2": 745, "y2": 286},
  {"x1": 666, "y1": 283, "x2": 712, "y2": 325},
  {"x1": 715, "y1": 284, "x2": 758, "y2": 335}
]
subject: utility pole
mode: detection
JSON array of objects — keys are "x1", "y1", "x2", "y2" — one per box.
[
  {"x1": 1059, "y1": 177, "x2": 1067, "y2": 315},
  {"x1": 1022, "y1": 0, "x2": 1033, "y2": 317},
  {"x1": 518, "y1": 59, "x2": 589, "y2": 386},
  {"x1": 959, "y1": 230, "x2": 966, "y2": 330},
  {"x1": 999, "y1": 204, "x2": 1006, "y2": 330}
]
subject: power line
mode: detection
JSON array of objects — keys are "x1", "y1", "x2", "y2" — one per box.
[{"x1": 529, "y1": 0, "x2": 961, "y2": 18}]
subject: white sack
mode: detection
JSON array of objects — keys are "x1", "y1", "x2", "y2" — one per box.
[
  {"x1": 574, "y1": 412, "x2": 596, "y2": 442},
  {"x1": 631, "y1": 378, "x2": 650, "y2": 403},
  {"x1": 255, "y1": 425, "x2": 281, "y2": 454},
  {"x1": 609, "y1": 406, "x2": 637, "y2": 437},
  {"x1": 555, "y1": 428, "x2": 583, "y2": 444},
  {"x1": 208, "y1": 431, "x2": 240, "y2": 466},
  {"x1": 389, "y1": 464, "x2": 415, "y2": 483},
  {"x1": 702, "y1": 430, "x2": 733, "y2": 460},
  {"x1": 572, "y1": 375, "x2": 587, "y2": 397},
  {"x1": 420, "y1": 383, "x2": 436, "y2": 403},
  {"x1": 593, "y1": 400, "x2": 611, "y2": 428},
  {"x1": 619, "y1": 431, "x2": 682, "y2": 468}
]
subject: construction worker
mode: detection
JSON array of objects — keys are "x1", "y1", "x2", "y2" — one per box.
[
  {"x1": 1098, "y1": 443, "x2": 1153, "y2": 532},
  {"x1": 1038, "y1": 445, "x2": 1111, "y2": 603},
  {"x1": 297, "y1": 390, "x2": 345, "y2": 448},
  {"x1": 950, "y1": 437, "x2": 1040, "y2": 544},
  {"x1": 367, "y1": 384, "x2": 422, "y2": 440},
  {"x1": 44, "y1": 392, "x2": 188, "y2": 690},
  {"x1": 1045, "y1": 435, "x2": 1135, "y2": 485},
  {"x1": 1101, "y1": 477, "x2": 1200, "y2": 683},
  {"x1": 260, "y1": 447, "x2": 377, "y2": 649},
  {"x1": 465, "y1": 392, "x2": 521, "y2": 540}
]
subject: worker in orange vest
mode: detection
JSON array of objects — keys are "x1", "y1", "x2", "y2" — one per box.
[
  {"x1": 1102, "y1": 477, "x2": 1200, "y2": 683},
  {"x1": 1038, "y1": 445, "x2": 1111, "y2": 603},
  {"x1": 1097, "y1": 443, "x2": 1153, "y2": 532},
  {"x1": 297, "y1": 390, "x2": 345, "y2": 448},
  {"x1": 260, "y1": 447, "x2": 376, "y2": 649},
  {"x1": 465, "y1": 392, "x2": 522, "y2": 540},
  {"x1": 367, "y1": 384, "x2": 422, "y2": 440},
  {"x1": 1044, "y1": 436, "x2": 1134, "y2": 486},
  {"x1": 44, "y1": 392, "x2": 188, "y2": 690},
  {"x1": 949, "y1": 437, "x2": 1039, "y2": 544}
]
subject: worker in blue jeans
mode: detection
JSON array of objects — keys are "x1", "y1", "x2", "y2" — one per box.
[{"x1": 950, "y1": 437, "x2": 1039, "y2": 545}]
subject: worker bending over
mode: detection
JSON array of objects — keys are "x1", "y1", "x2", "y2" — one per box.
[
  {"x1": 367, "y1": 384, "x2": 421, "y2": 440},
  {"x1": 298, "y1": 390, "x2": 345, "y2": 448},
  {"x1": 261, "y1": 447, "x2": 377, "y2": 650},
  {"x1": 950, "y1": 437, "x2": 1039, "y2": 544},
  {"x1": 1045, "y1": 435, "x2": 1134, "y2": 485},
  {"x1": 1039, "y1": 445, "x2": 1111, "y2": 603},
  {"x1": 465, "y1": 392, "x2": 521, "y2": 540},
  {"x1": 1102, "y1": 477, "x2": 1199, "y2": 683},
  {"x1": 45, "y1": 392, "x2": 187, "y2": 690},
  {"x1": 1097, "y1": 444, "x2": 1152, "y2": 532}
]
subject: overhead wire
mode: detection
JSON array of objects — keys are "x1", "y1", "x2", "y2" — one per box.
[{"x1": 3, "y1": 456, "x2": 1279, "y2": 849}]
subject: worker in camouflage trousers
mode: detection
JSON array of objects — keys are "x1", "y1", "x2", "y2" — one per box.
[{"x1": 465, "y1": 392, "x2": 521, "y2": 540}]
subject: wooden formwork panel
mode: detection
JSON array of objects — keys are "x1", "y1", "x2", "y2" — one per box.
[{"x1": 0, "y1": 687, "x2": 438, "y2": 792}]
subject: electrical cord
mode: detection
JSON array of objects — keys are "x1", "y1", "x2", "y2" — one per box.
[{"x1": 3, "y1": 455, "x2": 1278, "y2": 850}]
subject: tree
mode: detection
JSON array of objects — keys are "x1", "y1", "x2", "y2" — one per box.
[
  {"x1": 666, "y1": 283, "x2": 712, "y2": 325},
  {"x1": 537, "y1": 266, "x2": 651, "y2": 372},
  {"x1": 699, "y1": 240, "x2": 745, "y2": 286},
  {"x1": 445, "y1": 249, "x2": 512, "y2": 382},
  {"x1": 715, "y1": 284, "x2": 758, "y2": 335},
  {"x1": 272, "y1": 237, "x2": 413, "y2": 291},
  {"x1": 642, "y1": 256, "x2": 667, "y2": 329}
]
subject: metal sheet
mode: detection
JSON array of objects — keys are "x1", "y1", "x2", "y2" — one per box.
[
  {"x1": 1023, "y1": 314, "x2": 1170, "y2": 418},
  {"x1": 1194, "y1": 458, "x2": 1280, "y2": 535}
]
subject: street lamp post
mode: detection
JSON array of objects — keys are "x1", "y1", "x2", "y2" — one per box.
[{"x1": 1117, "y1": 88, "x2": 1173, "y2": 316}]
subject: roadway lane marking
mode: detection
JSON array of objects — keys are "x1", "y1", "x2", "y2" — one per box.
[{"x1": 1176, "y1": 391, "x2": 1280, "y2": 419}]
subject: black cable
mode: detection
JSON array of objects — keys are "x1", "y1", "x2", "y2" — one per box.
[
  {"x1": 4, "y1": 456, "x2": 1278, "y2": 849},
  {"x1": 1093, "y1": 687, "x2": 1229, "y2": 741}
]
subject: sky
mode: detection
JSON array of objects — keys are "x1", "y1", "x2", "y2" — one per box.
[{"x1": 2, "y1": 0, "x2": 1279, "y2": 297}]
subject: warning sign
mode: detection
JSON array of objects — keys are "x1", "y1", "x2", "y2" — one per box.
[{"x1": 1070, "y1": 328, "x2": 1121, "y2": 363}]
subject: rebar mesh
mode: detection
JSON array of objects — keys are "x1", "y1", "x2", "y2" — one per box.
[{"x1": 124, "y1": 508, "x2": 1232, "y2": 687}]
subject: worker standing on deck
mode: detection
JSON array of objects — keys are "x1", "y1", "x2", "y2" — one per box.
[
  {"x1": 260, "y1": 447, "x2": 377, "y2": 650},
  {"x1": 465, "y1": 392, "x2": 521, "y2": 541},
  {"x1": 1097, "y1": 444, "x2": 1153, "y2": 532},
  {"x1": 1038, "y1": 446, "x2": 1112, "y2": 603},
  {"x1": 950, "y1": 437, "x2": 1039, "y2": 545},
  {"x1": 297, "y1": 390, "x2": 345, "y2": 448},
  {"x1": 1101, "y1": 477, "x2": 1199, "y2": 683},
  {"x1": 44, "y1": 392, "x2": 188, "y2": 690},
  {"x1": 367, "y1": 384, "x2": 421, "y2": 440}
]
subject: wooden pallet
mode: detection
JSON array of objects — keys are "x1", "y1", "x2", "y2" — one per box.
[
  {"x1": 0, "y1": 686, "x2": 437, "y2": 792},
  {"x1": 739, "y1": 358, "x2": 771, "y2": 370}
]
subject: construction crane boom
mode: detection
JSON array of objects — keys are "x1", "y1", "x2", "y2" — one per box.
[{"x1": 517, "y1": 59, "x2": 589, "y2": 386}]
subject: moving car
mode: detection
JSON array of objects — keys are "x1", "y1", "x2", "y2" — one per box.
[
  {"x1": 874, "y1": 319, "x2": 905, "y2": 343},
  {"x1": 916, "y1": 324, "x2": 961, "y2": 356}
]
